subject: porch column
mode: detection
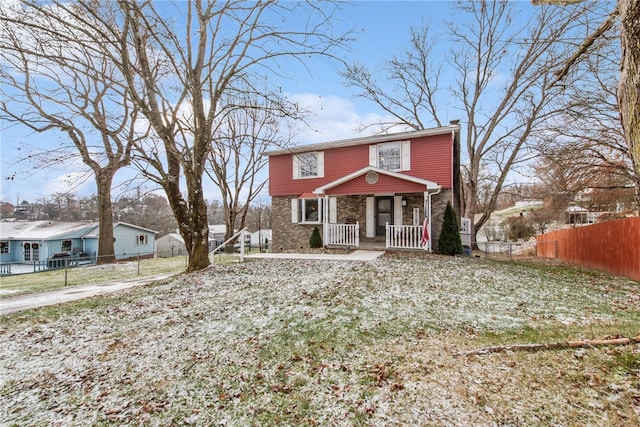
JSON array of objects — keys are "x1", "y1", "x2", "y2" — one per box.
[{"x1": 323, "y1": 195, "x2": 329, "y2": 245}]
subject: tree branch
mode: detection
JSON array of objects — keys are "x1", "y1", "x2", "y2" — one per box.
[{"x1": 456, "y1": 335, "x2": 640, "y2": 357}]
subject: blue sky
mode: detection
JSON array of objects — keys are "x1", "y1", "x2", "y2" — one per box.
[{"x1": 0, "y1": 0, "x2": 539, "y2": 205}]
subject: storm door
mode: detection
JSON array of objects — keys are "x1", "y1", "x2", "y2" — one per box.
[{"x1": 375, "y1": 197, "x2": 393, "y2": 237}]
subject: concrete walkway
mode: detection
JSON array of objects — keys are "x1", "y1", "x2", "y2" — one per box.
[
  {"x1": 1, "y1": 251, "x2": 385, "y2": 315},
  {"x1": 247, "y1": 249, "x2": 385, "y2": 262},
  {"x1": 1, "y1": 273, "x2": 174, "y2": 316}
]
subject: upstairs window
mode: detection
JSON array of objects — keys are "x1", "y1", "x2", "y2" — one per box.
[
  {"x1": 378, "y1": 142, "x2": 401, "y2": 171},
  {"x1": 369, "y1": 141, "x2": 411, "y2": 171},
  {"x1": 293, "y1": 152, "x2": 324, "y2": 179}
]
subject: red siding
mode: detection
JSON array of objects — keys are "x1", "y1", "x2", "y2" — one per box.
[
  {"x1": 268, "y1": 134, "x2": 453, "y2": 196},
  {"x1": 409, "y1": 134, "x2": 453, "y2": 187}
]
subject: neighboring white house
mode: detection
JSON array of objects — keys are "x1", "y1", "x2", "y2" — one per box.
[
  {"x1": 250, "y1": 229, "x2": 272, "y2": 251},
  {"x1": 209, "y1": 224, "x2": 226, "y2": 246},
  {"x1": 155, "y1": 233, "x2": 186, "y2": 258},
  {"x1": 156, "y1": 225, "x2": 233, "y2": 258}
]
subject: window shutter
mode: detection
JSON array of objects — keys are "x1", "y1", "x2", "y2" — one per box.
[
  {"x1": 292, "y1": 156, "x2": 299, "y2": 179},
  {"x1": 369, "y1": 145, "x2": 377, "y2": 167},
  {"x1": 291, "y1": 198, "x2": 298, "y2": 223},
  {"x1": 366, "y1": 197, "x2": 375, "y2": 237},
  {"x1": 401, "y1": 141, "x2": 411, "y2": 171},
  {"x1": 394, "y1": 196, "x2": 403, "y2": 225},
  {"x1": 317, "y1": 152, "x2": 324, "y2": 178},
  {"x1": 329, "y1": 197, "x2": 337, "y2": 223}
]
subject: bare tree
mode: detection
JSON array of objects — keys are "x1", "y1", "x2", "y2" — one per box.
[
  {"x1": 32, "y1": 0, "x2": 348, "y2": 272},
  {"x1": 343, "y1": 0, "x2": 595, "y2": 244},
  {"x1": 533, "y1": 0, "x2": 640, "y2": 209},
  {"x1": 532, "y1": 21, "x2": 639, "y2": 213},
  {"x1": 0, "y1": 2, "x2": 143, "y2": 263},
  {"x1": 114, "y1": 190, "x2": 177, "y2": 235},
  {"x1": 205, "y1": 92, "x2": 293, "y2": 248}
]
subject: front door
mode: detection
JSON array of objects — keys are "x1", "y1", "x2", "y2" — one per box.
[
  {"x1": 23, "y1": 242, "x2": 40, "y2": 262},
  {"x1": 376, "y1": 197, "x2": 393, "y2": 237}
]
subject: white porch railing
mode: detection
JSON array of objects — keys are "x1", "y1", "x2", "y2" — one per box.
[
  {"x1": 386, "y1": 223, "x2": 426, "y2": 250},
  {"x1": 325, "y1": 222, "x2": 359, "y2": 247}
]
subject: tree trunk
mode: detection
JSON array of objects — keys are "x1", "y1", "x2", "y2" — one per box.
[
  {"x1": 618, "y1": 0, "x2": 640, "y2": 200},
  {"x1": 95, "y1": 171, "x2": 116, "y2": 264},
  {"x1": 223, "y1": 209, "x2": 235, "y2": 254},
  {"x1": 164, "y1": 155, "x2": 210, "y2": 273},
  {"x1": 463, "y1": 179, "x2": 480, "y2": 249},
  {"x1": 186, "y1": 191, "x2": 210, "y2": 272}
]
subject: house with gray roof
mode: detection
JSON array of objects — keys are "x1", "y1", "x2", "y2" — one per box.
[{"x1": 0, "y1": 221, "x2": 157, "y2": 266}]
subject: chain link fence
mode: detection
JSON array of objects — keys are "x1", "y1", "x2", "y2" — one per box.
[
  {"x1": 0, "y1": 252, "x2": 187, "y2": 296},
  {"x1": 480, "y1": 240, "x2": 539, "y2": 261}
]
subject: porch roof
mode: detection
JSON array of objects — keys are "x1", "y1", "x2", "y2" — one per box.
[{"x1": 312, "y1": 166, "x2": 441, "y2": 195}]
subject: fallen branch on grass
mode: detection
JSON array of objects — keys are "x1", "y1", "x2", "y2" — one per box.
[{"x1": 455, "y1": 335, "x2": 640, "y2": 357}]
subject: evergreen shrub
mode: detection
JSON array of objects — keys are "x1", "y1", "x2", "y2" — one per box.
[
  {"x1": 309, "y1": 226, "x2": 323, "y2": 248},
  {"x1": 438, "y1": 201, "x2": 463, "y2": 255}
]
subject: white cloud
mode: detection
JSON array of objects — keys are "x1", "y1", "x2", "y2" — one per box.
[{"x1": 287, "y1": 93, "x2": 390, "y2": 144}]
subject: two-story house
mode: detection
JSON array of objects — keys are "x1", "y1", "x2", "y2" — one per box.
[{"x1": 265, "y1": 123, "x2": 462, "y2": 252}]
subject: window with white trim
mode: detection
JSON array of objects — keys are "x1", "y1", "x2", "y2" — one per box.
[
  {"x1": 0, "y1": 241, "x2": 9, "y2": 254},
  {"x1": 378, "y1": 142, "x2": 401, "y2": 171},
  {"x1": 291, "y1": 198, "x2": 324, "y2": 224},
  {"x1": 293, "y1": 152, "x2": 324, "y2": 179},
  {"x1": 135, "y1": 234, "x2": 149, "y2": 246},
  {"x1": 369, "y1": 141, "x2": 410, "y2": 171},
  {"x1": 61, "y1": 240, "x2": 72, "y2": 252}
]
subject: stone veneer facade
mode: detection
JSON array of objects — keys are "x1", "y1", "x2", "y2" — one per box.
[{"x1": 271, "y1": 189, "x2": 455, "y2": 252}]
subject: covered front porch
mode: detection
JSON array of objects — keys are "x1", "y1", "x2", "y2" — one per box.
[
  {"x1": 320, "y1": 193, "x2": 436, "y2": 251},
  {"x1": 324, "y1": 221, "x2": 430, "y2": 251},
  {"x1": 307, "y1": 166, "x2": 444, "y2": 251}
]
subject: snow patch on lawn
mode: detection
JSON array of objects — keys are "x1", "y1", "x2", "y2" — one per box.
[{"x1": 1, "y1": 255, "x2": 638, "y2": 425}]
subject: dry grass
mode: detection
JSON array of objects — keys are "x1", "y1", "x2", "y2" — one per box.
[
  {"x1": 1, "y1": 253, "x2": 639, "y2": 426},
  {"x1": 0, "y1": 252, "x2": 253, "y2": 296}
]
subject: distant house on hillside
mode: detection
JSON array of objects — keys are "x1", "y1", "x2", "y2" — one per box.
[
  {"x1": 0, "y1": 221, "x2": 157, "y2": 265},
  {"x1": 264, "y1": 124, "x2": 463, "y2": 252}
]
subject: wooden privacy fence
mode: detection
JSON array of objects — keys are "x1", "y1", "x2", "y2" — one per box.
[{"x1": 536, "y1": 217, "x2": 640, "y2": 282}]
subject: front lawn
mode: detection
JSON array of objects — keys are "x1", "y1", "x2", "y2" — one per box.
[
  {"x1": 0, "y1": 251, "x2": 256, "y2": 296},
  {"x1": 1, "y1": 253, "x2": 638, "y2": 425}
]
